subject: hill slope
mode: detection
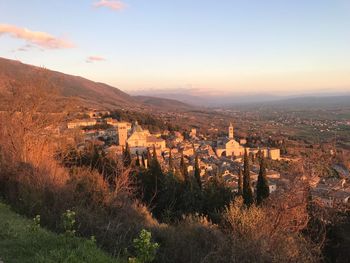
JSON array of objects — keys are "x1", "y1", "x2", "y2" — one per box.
[
  {"x1": 0, "y1": 57, "x2": 193, "y2": 111},
  {"x1": 0, "y1": 202, "x2": 121, "y2": 263},
  {"x1": 0, "y1": 57, "x2": 134, "y2": 108}
]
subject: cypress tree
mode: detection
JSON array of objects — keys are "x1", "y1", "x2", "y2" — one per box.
[
  {"x1": 146, "y1": 147, "x2": 152, "y2": 168},
  {"x1": 174, "y1": 167, "x2": 185, "y2": 182},
  {"x1": 169, "y1": 149, "x2": 174, "y2": 173},
  {"x1": 257, "y1": 149, "x2": 262, "y2": 163},
  {"x1": 238, "y1": 167, "x2": 243, "y2": 195},
  {"x1": 141, "y1": 154, "x2": 146, "y2": 167},
  {"x1": 194, "y1": 154, "x2": 202, "y2": 189},
  {"x1": 243, "y1": 149, "x2": 254, "y2": 206},
  {"x1": 143, "y1": 145, "x2": 163, "y2": 205},
  {"x1": 256, "y1": 155, "x2": 269, "y2": 205},
  {"x1": 150, "y1": 145, "x2": 163, "y2": 178},
  {"x1": 180, "y1": 153, "x2": 189, "y2": 182},
  {"x1": 123, "y1": 143, "x2": 132, "y2": 167},
  {"x1": 135, "y1": 151, "x2": 140, "y2": 167}
]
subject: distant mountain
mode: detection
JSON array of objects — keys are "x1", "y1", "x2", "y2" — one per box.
[
  {"x1": 133, "y1": 88, "x2": 350, "y2": 108},
  {"x1": 131, "y1": 89, "x2": 286, "y2": 107},
  {"x1": 0, "y1": 57, "x2": 192, "y2": 111},
  {"x1": 131, "y1": 91, "x2": 205, "y2": 106},
  {"x1": 134, "y1": 96, "x2": 192, "y2": 110}
]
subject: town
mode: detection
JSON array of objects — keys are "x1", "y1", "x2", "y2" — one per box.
[{"x1": 65, "y1": 109, "x2": 350, "y2": 207}]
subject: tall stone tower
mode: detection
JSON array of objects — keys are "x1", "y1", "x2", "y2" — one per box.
[
  {"x1": 229, "y1": 122, "x2": 234, "y2": 140},
  {"x1": 117, "y1": 123, "x2": 128, "y2": 146}
]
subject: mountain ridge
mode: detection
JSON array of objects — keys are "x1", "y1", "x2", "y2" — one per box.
[{"x1": 0, "y1": 57, "x2": 192, "y2": 111}]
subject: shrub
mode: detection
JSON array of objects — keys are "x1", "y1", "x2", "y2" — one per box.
[
  {"x1": 62, "y1": 209, "x2": 76, "y2": 237},
  {"x1": 217, "y1": 197, "x2": 319, "y2": 263},
  {"x1": 153, "y1": 215, "x2": 226, "y2": 263},
  {"x1": 129, "y1": 229, "x2": 159, "y2": 263}
]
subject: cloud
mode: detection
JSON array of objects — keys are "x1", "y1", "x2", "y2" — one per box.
[
  {"x1": 93, "y1": 0, "x2": 126, "y2": 11},
  {"x1": 0, "y1": 24, "x2": 74, "y2": 49},
  {"x1": 86, "y1": 56, "x2": 106, "y2": 63},
  {"x1": 17, "y1": 47, "x2": 28, "y2": 52}
]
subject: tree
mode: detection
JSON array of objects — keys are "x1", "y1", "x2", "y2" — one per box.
[
  {"x1": 180, "y1": 153, "x2": 189, "y2": 182},
  {"x1": 168, "y1": 149, "x2": 174, "y2": 173},
  {"x1": 256, "y1": 155, "x2": 270, "y2": 205},
  {"x1": 138, "y1": 146, "x2": 164, "y2": 206},
  {"x1": 141, "y1": 154, "x2": 146, "y2": 167},
  {"x1": 238, "y1": 167, "x2": 243, "y2": 195},
  {"x1": 256, "y1": 149, "x2": 263, "y2": 163},
  {"x1": 128, "y1": 229, "x2": 159, "y2": 263},
  {"x1": 135, "y1": 151, "x2": 140, "y2": 167},
  {"x1": 194, "y1": 154, "x2": 202, "y2": 189},
  {"x1": 202, "y1": 173, "x2": 233, "y2": 223},
  {"x1": 150, "y1": 145, "x2": 163, "y2": 180},
  {"x1": 123, "y1": 143, "x2": 132, "y2": 167},
  {"x1": 243, "y1": 149, "x2": 254, "y2": 206},
  {"x1": 146, "y1": 148, "x2": 152, "y2": 167}
]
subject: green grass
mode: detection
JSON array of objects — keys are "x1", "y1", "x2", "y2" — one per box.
[{"x1": 0, "y1": 202, "x2": 122, "y2": 263}]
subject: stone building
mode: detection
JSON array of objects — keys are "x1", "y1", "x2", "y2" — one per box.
[
  {"x1": 126, "y1": 121, "x2": 166, "y2": 154},
  {"x1": 67, "y1": 119, "x2": 97, "y2": 129},
  {"x1": 216, "y1": 123, "x2": 245, "y2": 157},
  {"x1": 216, "y1": 123, "x2": 281, "y2": 160}
]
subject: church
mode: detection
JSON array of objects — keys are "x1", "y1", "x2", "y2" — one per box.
[
  {"x1": 216, "y1": 123, "x2": 245, "y2": 157},
  {"x1": 119, "y1": 121, "x2": 166, "y2": 154},
  {"x1": 216, "y1": 123, "x2": 280, "y2": 160}
]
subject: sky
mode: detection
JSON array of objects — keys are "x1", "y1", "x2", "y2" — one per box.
[{"x1": 1, "y1": 0, "x2": 350, "y2": 96}]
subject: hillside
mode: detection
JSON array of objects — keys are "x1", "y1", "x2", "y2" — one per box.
[
  {"x1": 134, "y1": 95, "x2": 192, "y2": 110},
  {"x1": 0, "y1": 202, "x2": 121, "y2": 263},
  {"x1": 0, "y1": 57, "x2": 192, "y2": 111},
  {"x1": 0, "y1": 57, "x2": 136, "y2": 109}
]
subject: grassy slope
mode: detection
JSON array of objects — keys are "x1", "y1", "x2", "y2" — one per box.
[{"x1": 0, "y1": 202, "x2": 121, "y2": 263}]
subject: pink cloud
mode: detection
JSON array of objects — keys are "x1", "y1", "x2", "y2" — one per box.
[
  {"x1": 93, "y1": 0, "x2": 126, "y2": 11},
  {"x1": 86, "y1": 56, "x2": 106, "y2": 63},
  {"x1": 0, "y1": 24, "x2": 74, "y2": 49}
]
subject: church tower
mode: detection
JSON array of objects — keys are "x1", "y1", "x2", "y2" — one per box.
[
  {"x1": 117, "y1": 123, "x2": 128, "y2": 146},
  {"x1": 229, "y1": 122, "x2": 234, "y2": 140}
]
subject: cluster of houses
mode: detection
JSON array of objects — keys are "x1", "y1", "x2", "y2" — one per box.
[
  {"x1": 66, "y1": 112, "x2": 285, "y2": 194},
  {"x1": 310, "y1": 165, "x2": 350, "y2": 208},
  {"x1": 64, "y1": 109, "x2": 350, "y2": 207}
]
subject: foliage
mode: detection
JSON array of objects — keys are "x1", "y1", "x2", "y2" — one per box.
[
  {"x1": 202, "y1": 175, "x2": 234, "y2": 223},
  {"x1": 0, "y1": 202, "x2": 121, "y2": 263},
  {"x1": 62, "y1": 209, "x2": 76, "y2": 237},
  {"x1": 58, "y1": 145, "x2": 123, "y2": 187},
  {"x1": 29, "y1": 214, "x2": 41, "y2": 232},
  {"x1": 153, "y1": 215, "x2": 226, "y2": 263},
  {"x1": 123, "y1": 143, "x2": 132, "y2": 167},
  {"x1": 128, "y1": 229, "x2": 159, "y2": 263},
  {"x1": 168, "y1": 150, "x2": 174, "y2": 173},
  {"x1": 109, "y1": 110, "x2": 166, "y2": 133},
  {"x1": 238, "y1": 168, "x2": 243, "y2": 195},
  {"x1": 219, "y1": 197, "x2": 319, "y2": 263},
  {"x1": 180, "y1": 154, "x2": 189, "y2": 182},
  {"x1": 194, "y1": 154, "x2": 202, "y2": 189},
  {"x1": 256, "y1": 156, "x2": 270, "y2": 205},
  {"x1": 243, "y1": 149, "x2": 254, "y2": 206}
]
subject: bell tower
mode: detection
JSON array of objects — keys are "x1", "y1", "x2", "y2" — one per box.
[
  {"x1": 117, "y1": 123, "x2": 128, "y2": 146},
  {"x1": 229, "y1": 122, "x2": 234, "y2": 140}
]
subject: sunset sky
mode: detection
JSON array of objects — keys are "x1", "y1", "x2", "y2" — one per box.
[{"x1": 1, "y1": 0, "x2": 350, "y2": 96}]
